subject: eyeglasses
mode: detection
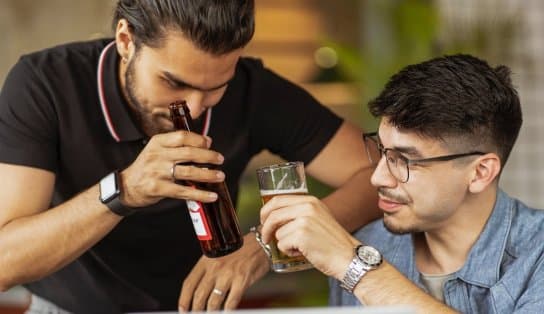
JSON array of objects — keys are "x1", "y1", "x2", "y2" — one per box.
[{"x1": 363, "y1": 132, "x2": 486, "y2": 183}]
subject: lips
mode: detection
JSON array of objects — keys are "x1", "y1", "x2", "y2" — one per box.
[{"x1": 378, "y1": 197, "x2": 405, "y2": 213}]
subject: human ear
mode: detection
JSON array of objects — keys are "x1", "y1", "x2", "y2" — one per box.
[
  {"x1": 115, "y1": 19, "x2": 135, "y2": 62},
  {"x1": 468, "y1": 153, "x2": 501, "y2": 193}
]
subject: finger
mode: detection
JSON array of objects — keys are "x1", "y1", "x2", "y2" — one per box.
[
  {"x1": 154, "y1": 130, "x2": 211, "y2": 149},
  {"x1": 260, "y1": 206, "x2": 293, "y2": 244},
  {"x1": 261, "y1": 196, "x2": 326, "y2": 243},
  {"x1": 223, "y1": 277, "x2": 247, "y2": 310},
  {"x1": 274, "y1": 219, "x2": 309, "y2": 256},
  {"x1": 160, "y1": 180, "x2": 219, "y2": 203},
  {"x1": 163, "y1": 146, "x2": 224, "y2": 166},
  {"x1": 260, "y1": 195, "x2": 318, "y2": 225},
  {"x1": 206, "y1": 279, "x2": 231, "y2": 311},
  {"x1": 191, "y1": 280, "x2": 215, "y2": 312},
  {"x1": 171, "y1": 164, "x2": 225, "y2": 183},
  {"x1": 179, "y1": 263, "x2": 206, "y2": 312},
  {"x1": 205, "y1": 263, "x2": 233, "y2": 311}
]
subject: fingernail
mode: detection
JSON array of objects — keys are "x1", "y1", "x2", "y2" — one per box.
[
  {"x1": 217, "y1": 154, "x2": 224, "y2": 163},
  {"x1": 205, "y1": 136, "x2": 212, "y2": 147},
  {"x1": 209, "y1": 192, "x2": 218, "y2": 201},
  {"x1": 216, "y1": 171, "x2": 225, "y2": 180}
]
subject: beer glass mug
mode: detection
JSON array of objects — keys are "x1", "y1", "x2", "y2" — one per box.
[{"x1": 252, "y1": 161, "x2": 313, "y2": 273}]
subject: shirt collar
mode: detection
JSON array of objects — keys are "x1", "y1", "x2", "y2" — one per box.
[
  {"x1": 455, "y1": 189, "x2": 513, "y2": 287},
  {"x1": 97, "y1": 41, "x2": 145, "y2": 142}
]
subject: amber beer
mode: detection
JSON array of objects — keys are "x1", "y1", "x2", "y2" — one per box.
[
  {"x1": 169, "y1": 100, "x2": 243, "y2": 258},
  {"x1": 260, "y1": 188, "x2": 312, "y2": 271},
  {"x1": 261, "y1": 189, "x2": 308, "y2": 204},
  {"x1": 256, "y1": 161, "x2": 313, "y2": 272}
]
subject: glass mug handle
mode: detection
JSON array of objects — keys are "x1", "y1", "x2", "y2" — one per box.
[{"x1": 250, "y1": 226, "x2": 272, "y2": 260}]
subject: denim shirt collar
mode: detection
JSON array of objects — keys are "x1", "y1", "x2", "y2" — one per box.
[{"x1": 453, "y1": 190, "x2": 512, "y2": 287}]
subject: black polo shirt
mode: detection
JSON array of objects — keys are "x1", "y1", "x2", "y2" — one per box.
[{"x1": 0, "y1": 39, "x2": 342, "y2": 313}]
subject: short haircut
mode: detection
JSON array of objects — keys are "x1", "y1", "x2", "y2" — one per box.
[
  {"x1": 112, "y1": 0, "x2": 255, "y2": 54},
  {"x1": 369, "y1": 54, "x2": 522, "y2": 165}
]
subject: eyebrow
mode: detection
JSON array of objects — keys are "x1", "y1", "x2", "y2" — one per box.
[
  {"x1": 392, "y1": 145, "x2": 424, "y2": 158},
  {"x1": 162, "y1": 71, "x2": 234, "y2": 92},
  {"x1": 377, "y1": 134, "x2": 424, "y2": 158}
]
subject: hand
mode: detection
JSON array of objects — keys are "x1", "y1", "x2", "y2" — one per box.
[
  {"x1": 119, "y1": 130, "x2": 226, "y2": 207},
  {"x1": 178, "y1": 233, "x2": 270, "y2": 312},
  {"x1": 260, "y1": 195, "x2": 359, "y2": 280}
]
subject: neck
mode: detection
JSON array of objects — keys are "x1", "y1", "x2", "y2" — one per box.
[{"x1": 415, "y1": 188, "x2": 497, "y2": 275}]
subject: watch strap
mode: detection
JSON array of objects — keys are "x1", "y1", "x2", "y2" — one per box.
[
  {"x1": 340, "y1": 256, "x2": 367, "y2": 293},
  {"x1": 104, "y1": 192, "x2": 134, "y2": 216}
]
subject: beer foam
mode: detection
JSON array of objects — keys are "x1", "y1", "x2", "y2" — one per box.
[{"x1": 260, "y1": 188, "x2": 308, "y2": 196}]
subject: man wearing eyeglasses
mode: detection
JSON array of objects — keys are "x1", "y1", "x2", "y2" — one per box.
[{"x1": 260, "y1": 54, "x2": 544, "y2": 313}]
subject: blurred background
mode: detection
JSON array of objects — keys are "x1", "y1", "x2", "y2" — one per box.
[{"x1": 2, "y1": 0, "x2": 544, "y2": 312}]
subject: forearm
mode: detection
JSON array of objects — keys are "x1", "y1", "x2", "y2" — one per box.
[
  {"x1": 0, "y1": 184, "x2": 122, "y2": 290},
  {"x1": 352, "y1": 262, "x2": 458, "y2": 314},
  {"x1": 322, "y1": 167, "x2": 379, "y2": 232}
]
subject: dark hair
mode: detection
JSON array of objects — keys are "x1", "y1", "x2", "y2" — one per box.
[
  {"x1": 369, "y1": 54, "x2": 522, "y2": 165},
  {"x1": 112, "y1": 0, "x2": 255, "y2": 54}
]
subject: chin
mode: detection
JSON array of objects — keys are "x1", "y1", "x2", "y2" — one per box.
[{"x1": 382, "y1": 219, "x2": 420, "y2": 235}]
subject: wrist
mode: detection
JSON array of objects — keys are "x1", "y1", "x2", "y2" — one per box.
[
  {"x1": 99, "y1": 170, "x2": 135, "y2": 216},
  {"x1": 339, "y1": 244, "x2": 383, "y2": 294},
  {"x1": 246, "y1": 232, "x2": 272, "y2": 267},
  {"x1": 333, "y1": 243, "x2": 361, "y2": 280}
]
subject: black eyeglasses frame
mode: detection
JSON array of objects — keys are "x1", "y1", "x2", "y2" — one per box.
[{"x1": 363, "y1": 132, "x2": 486, "y2": 183}]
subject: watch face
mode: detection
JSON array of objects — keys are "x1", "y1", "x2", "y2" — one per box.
[
  {"x1": 100, "y1": 172, "x2": 119, "y2": 203},
  {"x1": 357, "y1": 245, "x2": 383, "y2": 267}
]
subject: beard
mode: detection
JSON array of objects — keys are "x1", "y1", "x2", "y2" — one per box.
[
  {"x1": 382, "y1": 217, "x2": 423, "y2": 235},
  {"x1": 378, "y1": 187, "x2": 422, "y2": 235},
  {"x1": 124, "y1": 58, "x2": 172, "y2": 136}
]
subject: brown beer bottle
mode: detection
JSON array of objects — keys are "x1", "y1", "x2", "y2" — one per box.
[{"x1": 169, "y1": 100, "x2": 243, "y2": 257}]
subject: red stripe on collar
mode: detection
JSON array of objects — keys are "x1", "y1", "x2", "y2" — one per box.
[{"x1": 97, "y1": 41, "x2": 121, "y2": 142}]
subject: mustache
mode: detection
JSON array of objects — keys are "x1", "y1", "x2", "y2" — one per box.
[{"x1": 377, "y1": 187, "x2": 410, "y2": 203}]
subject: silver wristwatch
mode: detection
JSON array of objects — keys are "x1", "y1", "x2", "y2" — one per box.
[{"x1": 340, "y1": 245, "x2": 383, "y2": 293}]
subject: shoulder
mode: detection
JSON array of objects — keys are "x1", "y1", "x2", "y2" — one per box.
[
  {"x1": 500, "y1": 199, "x2": 544, "y2": 312},
  {"x1": 236, "y1": 56, "x2": 307, "y2": 93},
  {"x1": 17, "y1": 38, "x2": 111, "y2": 78},
  {"x1": 506, "y1": 196, "x2": 544, "y2": 257},
  {"x1": 22, "y1": 38, "x2": 111, "y2": 61}
]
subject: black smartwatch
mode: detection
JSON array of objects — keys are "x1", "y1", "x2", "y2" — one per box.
[{"x1": 99, "y1": 170, "x2": 134, "y2": 216}]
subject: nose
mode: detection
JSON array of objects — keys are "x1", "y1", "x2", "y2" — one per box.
[
  {"x1": 370, "y1": 155, "x2": 398, "y2": 188},
  {"x1": 184, "y1": 91, "x2": 207, "y2": 118}
]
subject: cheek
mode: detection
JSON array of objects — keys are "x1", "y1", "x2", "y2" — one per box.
[
  {"x1": 409, "y1": 173, "x2": 466, "y2": 218},
  {"x1": 130, "y1": 69, "x2": 159, "y2": 103}
]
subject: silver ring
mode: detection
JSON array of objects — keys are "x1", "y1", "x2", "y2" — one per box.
[
  {"x1": 212, "y1": 288, "x2": 224, "y2": 296},
  {"x1": 171, "y1": 163, "x2": 177, "y2": 181}
]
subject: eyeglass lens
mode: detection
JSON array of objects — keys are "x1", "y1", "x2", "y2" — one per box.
[{"x1": 364, "y1": 135, "x2": 409, "y2": 182}]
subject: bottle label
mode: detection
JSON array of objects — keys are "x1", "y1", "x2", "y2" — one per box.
[{"x1": 186, "y1": 200, "x2": 212, "y2": 241}]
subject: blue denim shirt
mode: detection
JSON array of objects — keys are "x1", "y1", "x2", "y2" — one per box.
[{"x1": 329, "y1": 190, "x2": 544, "y2": 313}]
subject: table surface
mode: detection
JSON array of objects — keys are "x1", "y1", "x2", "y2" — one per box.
[{"x1": 128, "y1": 305, "x2": 415, "y2": 314}]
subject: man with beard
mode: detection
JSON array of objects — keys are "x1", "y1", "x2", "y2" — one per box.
[
  {"x1": 260, "y1": 54, "x2": 544, "y2": 313},
  {"x1": 0, "y1": 1, "x2": 380, "y2": 313}
]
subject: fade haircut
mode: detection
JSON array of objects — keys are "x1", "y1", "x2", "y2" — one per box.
[
  {"x1": 369, "y1": 54, "x2": 522, "y2": 166},
  {"x1": 112, "y1": 0, "x2": 255, "y2": 54}
]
